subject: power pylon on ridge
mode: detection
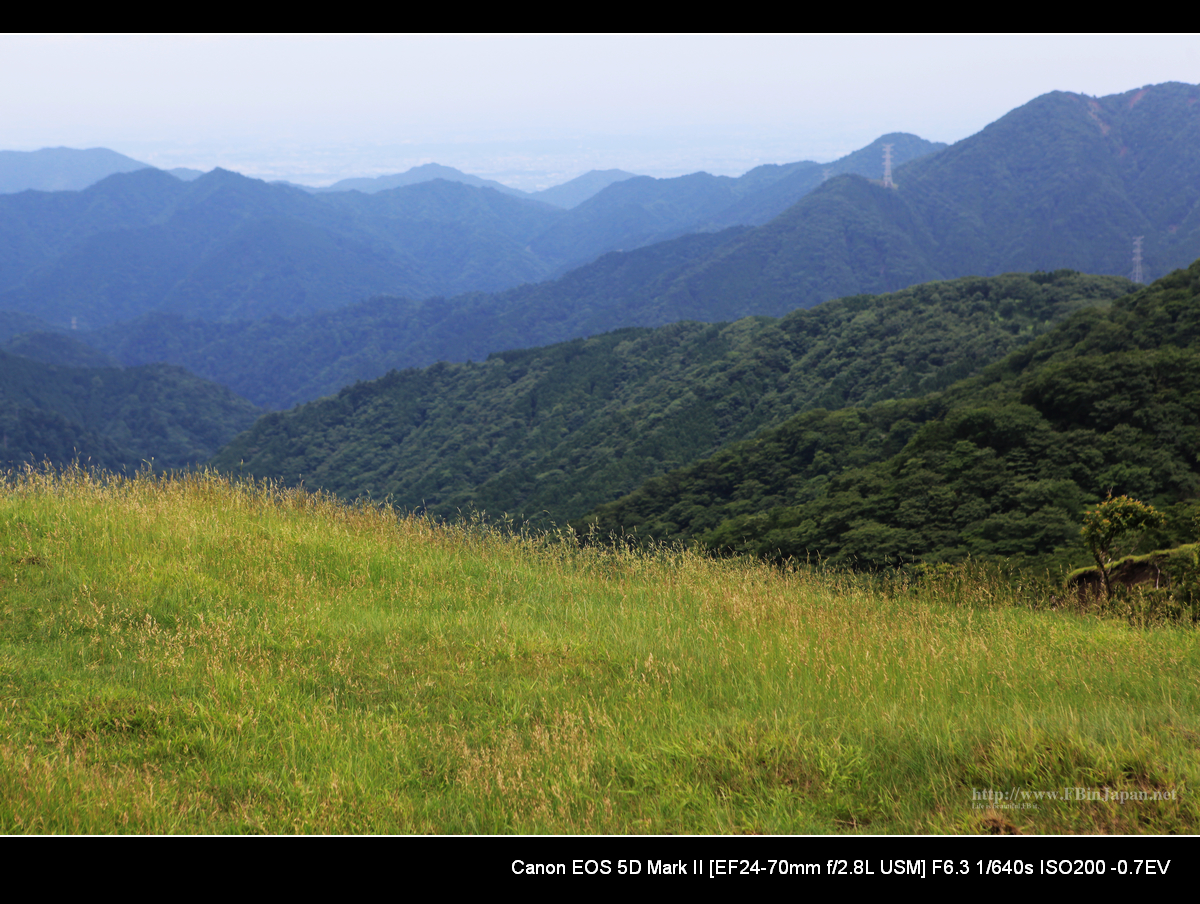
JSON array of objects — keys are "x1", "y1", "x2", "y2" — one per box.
[
  {"x1": 1132, "y1": 236, "x2": 1145, "y2": 284},
  {"x1": 882, "y1": 143, "x2": 895, "y2": 189}
]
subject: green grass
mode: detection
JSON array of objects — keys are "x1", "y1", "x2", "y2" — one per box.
[{"x1": 0, "y1": 466, "x2": 1196, "y2": 833}]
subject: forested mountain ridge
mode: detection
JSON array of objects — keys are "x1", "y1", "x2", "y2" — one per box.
[
  {"x1": 528, "y1": 169, "x2": 640, "y2": 209},
  {"x1": 0, "y1": 169, "x2": 567, "y2": 328},
  {"x1": 209, "y1": 271, "x2": 1131, "y2": 523},
  {"x1": 525, "y1": 134, "x2": 944, "y2": 273},
  {"x1": 891, "y1": 83, "x2": 1200, "y2": 277},
  {"x1": 0, "y1": 132, "x2": 941, "y2": 332},
  {"x1": 0, "y1": 350, "x2": 263, "y2": 470},
  {"x1": 3, "y1": 331, "x2": 123, "y2": 369},
  {"x1": 595, "y1": 83, "x2": 1200, "y2": 320},
  {"x1": 6, "y1": 84, "x2": 1196, "y2": 341},
  {"x1": 7, "y1": 82, "x2": 1197, "y2": 486},
  {"x1": 87, "y1": 228, "x2": 747, "y2": 409},
  {"x1": 580, "y1": 259, "x2": 1200, "y2": 571},
  {"x1": 703, "y1": 132, "x2": 945, "y2": 230}
]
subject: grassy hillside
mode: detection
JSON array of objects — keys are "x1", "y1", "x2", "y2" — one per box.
[
  {"x1": 210, "y1": 271, "x2": 1131, "y2": 521},
  {"x1": 582, "y1": 260, "x2": 1200, "y2": 571},
  {"x1": 1, "y1": 467, "x2": 1195, "y2": 833}
]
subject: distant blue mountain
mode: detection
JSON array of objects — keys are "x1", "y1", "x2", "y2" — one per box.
[
  {"x1": 313, "y1": 163, "x2": 529, "y2": 198},
  {"x1": 0, "y1": 146, "x2": 151, "y2": 193},
  {"x1": 0, "y1": 132, "x2": 946, "y2": 331},
  {"x1": 311, "y1": 164, "x2": 640, "y2": 209},
  {"x1": 528, "y1": 170, "x2": 640, "y2": 208}
]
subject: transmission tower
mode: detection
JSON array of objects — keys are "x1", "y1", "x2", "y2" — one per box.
[
  {"x1": 1132, "y1": 236, "x2": 1144, "y2": 284},
  {"x1": 882, "y1": 143, "x2": 895, "y2": 188},
  {"x1": 822, "y1": 167, "x2": 831, "y2": 182}
]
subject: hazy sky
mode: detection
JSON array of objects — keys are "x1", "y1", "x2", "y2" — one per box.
[{"x1": 3, "y1": 34, "x2": 1197, "y2": 189}]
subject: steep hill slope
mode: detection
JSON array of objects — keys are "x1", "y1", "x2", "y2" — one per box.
[
  {"x1": 209, "y1": 271, "x2": 1130, "y2": 522},
  {"x1": 707, "y1": 132, "x2": 945, "y2": 228},
  {"x1": 527, "y1": 134, "x2": 943, "y2": 271},
  {"x1": 638, "y1": 83, "x2": 1200, "y2": 318},
  {"x1": 0, "y1": 312, "x2": 60, "y2": 344},
  {"x1": 581, "y1": 260, "x2": 1200, "y2": 570},
  {"x1": 3, "y1": 331, "x2": 123, "y2": 369}
]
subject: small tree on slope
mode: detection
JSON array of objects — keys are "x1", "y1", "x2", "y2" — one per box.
[{"x1": 1081, "y1": 493, "x2": 1166, "y2": 600}]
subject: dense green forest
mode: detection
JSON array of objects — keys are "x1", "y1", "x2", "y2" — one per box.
[
  {"x1": 0, "y1": 311, "x2": 61, "y2": 344},
  {"x1": 3, "y1": 331, "x2": 122, "y2": 368},
  {"x1": 582, "y1": 260, "x2": 1200, "y2": 571},
  {"x1": 210, "y1": 271, "x2": 1130, "y2": 523},
  {"x1": 0, "y1": 350, "x2": 262, "y2": 470}
]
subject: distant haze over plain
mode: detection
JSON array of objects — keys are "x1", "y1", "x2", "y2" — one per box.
[{"x1": 1, "y1": 35, "x2": 1197, "y2": 189}]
